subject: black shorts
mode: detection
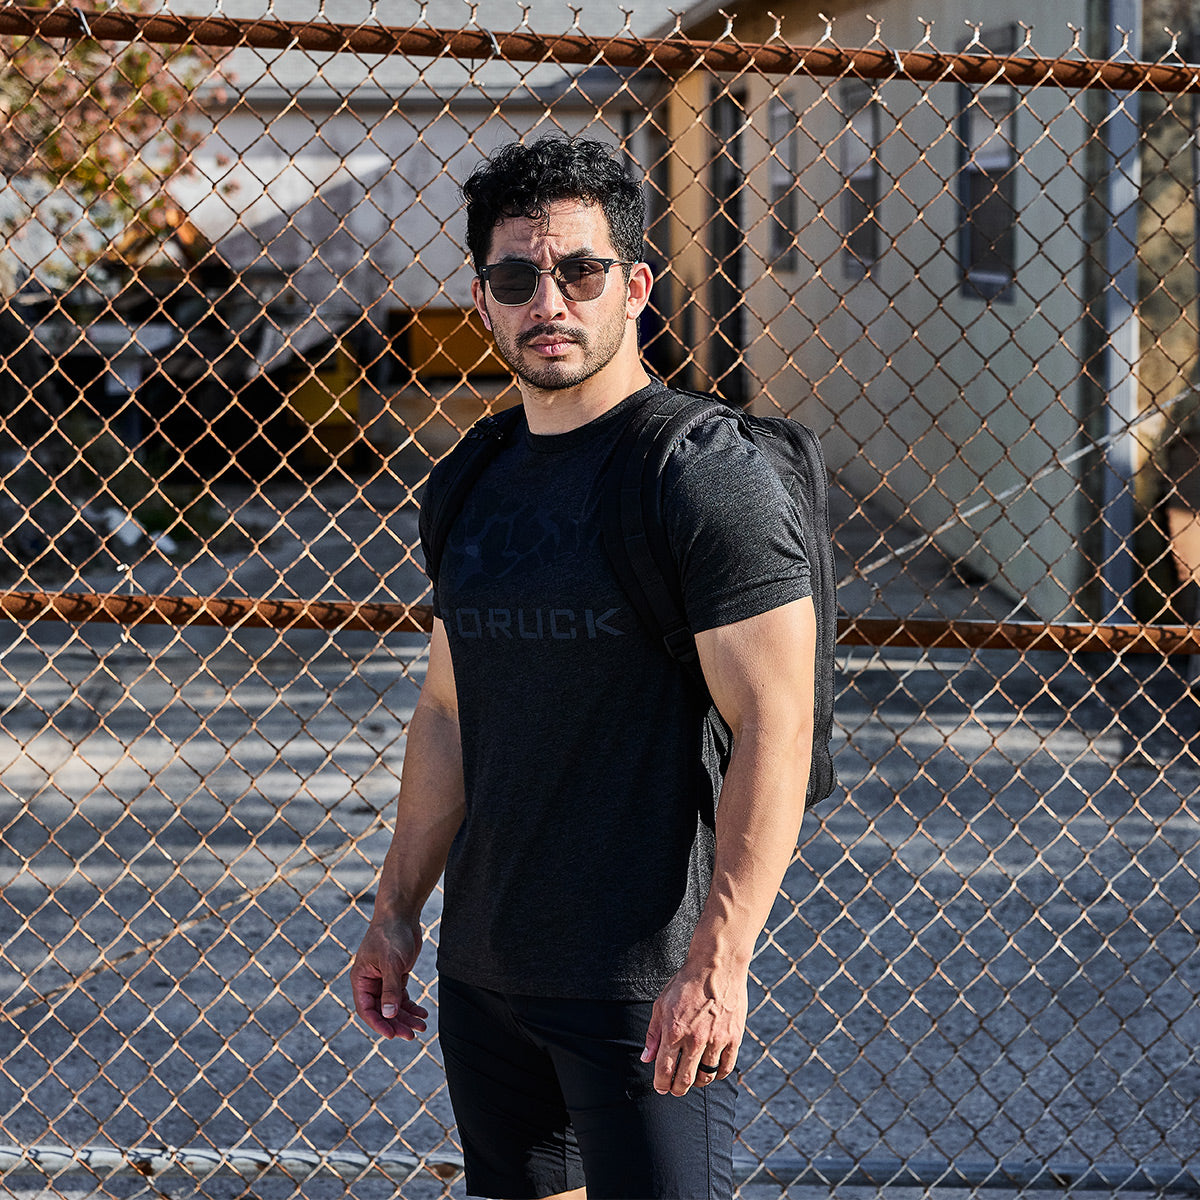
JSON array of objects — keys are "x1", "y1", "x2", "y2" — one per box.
[{"x1": 438, "y1": 975, "x2": 738, "y2": 1200}]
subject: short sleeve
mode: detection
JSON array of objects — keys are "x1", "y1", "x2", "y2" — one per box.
[
  {"x1": 661, "y1": 415, "x2": 812, "y2": 634},
  {"x1": 418, "y1": 456, "x2": 451, "y2": 621}
]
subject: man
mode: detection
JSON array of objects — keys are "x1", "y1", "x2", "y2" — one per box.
[{"x1": 351, "y1": 135, "x2": 816, "y2": 1200}]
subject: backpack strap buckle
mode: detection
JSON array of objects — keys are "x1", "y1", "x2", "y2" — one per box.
[{"x1": 662, "y1": 624, "x2": 698, "y2": 666}]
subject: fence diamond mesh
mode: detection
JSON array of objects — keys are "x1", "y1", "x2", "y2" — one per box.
[{"x1": 2, "y1": 4, "x2": 1199, "y2": 1197}]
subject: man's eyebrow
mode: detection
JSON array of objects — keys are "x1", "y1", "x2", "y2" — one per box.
[{"x1": 494, "y1": 248, "x2": 599, "y2": 263}]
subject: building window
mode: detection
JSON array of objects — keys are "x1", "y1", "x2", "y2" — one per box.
[
  {"x1": 768, "y1": 96, "x2": 798, "y2": 271},
  {"x1": 840, "y1": 82, "x2": 882, "y2": 275},
  {"x1": 958, "y1": 28, "x2": 1018, "y2": 299}
]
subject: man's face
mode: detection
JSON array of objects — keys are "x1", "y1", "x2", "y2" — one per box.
[{"x1": 471, "y1": 200, "x2": 642, "y2": 393}]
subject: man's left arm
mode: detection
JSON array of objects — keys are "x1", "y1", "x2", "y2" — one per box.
[{"x1": 642, "y1": 595, "x2": 816, "y2": 1096}]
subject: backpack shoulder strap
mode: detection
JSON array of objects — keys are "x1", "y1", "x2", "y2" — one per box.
[
  {"x1": 418, "y1": 404, "x2": 523, "y2": 592},
  {"x1": 604, "y1": 388, "x2": 840, "y2": 807},
  {"x1": 601, "y1": 387, "x2": 735, "y2": 772},
  {"x1": 602, "y1": 388, "x2": 731, "y2": 684}
]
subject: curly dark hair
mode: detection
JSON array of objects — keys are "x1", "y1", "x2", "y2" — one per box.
[{"x1": 462, "y1": 135, "x2": 645, "y2": 271}]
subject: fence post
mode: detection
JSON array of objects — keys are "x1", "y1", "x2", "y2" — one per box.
[{"x1": 1098, "y1": 0, "x2": 1143, "y2": 621}]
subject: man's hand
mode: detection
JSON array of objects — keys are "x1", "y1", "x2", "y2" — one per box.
[
  {"x1": 641, "y1": 958, "x2": 748, "y2": 1096},
  {"x1": 351, "y1": 919, "x2": 429, "y2": 1041}
]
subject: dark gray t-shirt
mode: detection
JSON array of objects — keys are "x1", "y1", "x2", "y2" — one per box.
[{"x1": 425, "y1": 382, "x2": 811, "y2": 999}]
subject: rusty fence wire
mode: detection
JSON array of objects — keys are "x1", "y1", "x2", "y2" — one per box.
[{"x1": 2, "y1": 5, "x2": 1200, "y2": 1197}]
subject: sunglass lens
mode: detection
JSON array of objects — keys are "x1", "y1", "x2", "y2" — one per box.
[
  {"x1": 557, "y1": 259, "x2": 607, "y2": 300},
  {"x1": 488, "y1": 264, "x2": 538, "y2": 304}
]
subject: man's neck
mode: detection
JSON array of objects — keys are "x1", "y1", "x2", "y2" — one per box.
[{"x1": 519, "y1": 358, "x2": 652, "y2": 435}]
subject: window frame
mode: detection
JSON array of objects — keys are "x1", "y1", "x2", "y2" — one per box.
[
  {"x1": 767, "y1": 93, "x2": 800, "y2": 273},
  {"x1": 839, "y1": 81, "x2": 883, "y2": 277},
  {"x1": 957, "y1": 27, "x2": 1019, "y2": 301}
]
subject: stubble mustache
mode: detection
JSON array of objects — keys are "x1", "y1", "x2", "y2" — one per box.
[{"x1": 517, "y1": 323, "x2": 588, "y2": 350}]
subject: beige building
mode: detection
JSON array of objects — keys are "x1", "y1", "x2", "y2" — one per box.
[{"x1": 650, "y1": 0, "x2": 1146, "y2": 622}]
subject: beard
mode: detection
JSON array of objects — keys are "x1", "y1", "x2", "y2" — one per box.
[{"x1": 488, "y1": 306, "x2": 628, "y2": 393}]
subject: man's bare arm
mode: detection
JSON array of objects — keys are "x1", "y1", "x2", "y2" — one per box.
[
  {"x1": 351, "y1": 618, "x2": 464, "y2": 1041},
  {"x1": 642, "y1": 596, "x2": 816, "y2": 1094}
]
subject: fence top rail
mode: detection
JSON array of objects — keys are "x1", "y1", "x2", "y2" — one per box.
[
  {"x1": 3, "y1": 590, "x2": 1198, "y2": 656},
  {"x1": 1, "y1": 5, "x2": 1198, "y2": 92},
  {"x1": 0, "y1": 589, "x2": 431, "y2": 635}
]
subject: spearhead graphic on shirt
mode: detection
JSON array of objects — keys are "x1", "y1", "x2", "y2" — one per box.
[{"x1": 443, "y1": 485, "x2": 627, "y2": 642}]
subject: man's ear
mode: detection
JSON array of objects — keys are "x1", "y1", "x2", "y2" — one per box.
[
  {"x1": 471, "y1": 277, "x2": 492, "y2": 332},
  {"x1": 625, "y1": 262, "x2": 653, "y2": 321}
]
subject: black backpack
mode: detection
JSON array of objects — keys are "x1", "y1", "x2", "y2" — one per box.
[{"x1": 419, "y1": 386, "x2": 838, "y2": 808}]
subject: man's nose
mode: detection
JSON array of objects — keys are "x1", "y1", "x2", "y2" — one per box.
[{"x1": 529, "y1": 271, "x2": 568, "y2": 320}]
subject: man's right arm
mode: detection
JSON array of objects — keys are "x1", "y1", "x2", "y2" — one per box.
[{"x1": 350, "y1": 618, "x2": 464, "y2": 1040}]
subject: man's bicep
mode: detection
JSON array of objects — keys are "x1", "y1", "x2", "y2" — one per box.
[{"x1": 693, "y1": 597, "x2": 816, "y2": 737}]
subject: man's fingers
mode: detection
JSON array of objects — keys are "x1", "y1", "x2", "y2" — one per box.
[
  {"x1": 653, "y1": 1030, "x2": 703, "y2": 1096},
  {"x1": 693, "y1": 1043, "x2": 735, "y2": 1087},
  {"x1": 351, "y1": 956, "x2": 428, "y2": 1041},
  {"x1": 655, "y1": 1037, "x2": 737, "y2": 1096},
  {"x1": 352, "y1": 974, "x2": 395, "y2": 1039},
  {"x1": 381, "y1": 986, "x2": 429, "y2": 1026},
  {"x1": 648, "y1": 1011, "x2": 679, "y2": 1093},
  {"x1": 670, "y1": 1056, "x2": 696, "y2": 1096},
  {"x1": 693, "y1": 1048, "x2": 721, "y2": 1088},
  {"x1": 641, "y1": 1011, "x2": 662, "y2": 1065},
  {"x1": 669, "y1": 1041, "x2": 707, "y2": 1096},
  {"x1": 715, "y1": 1042, "x2": 738, "y2": 1080},
  {"x1": 652, "y1": 1042, "x2": 678, "y2": 1095},
  {"x1": 378, "y1": 979, "x2": 429, "y2": 1039},
  {"x1": 360, "y1": 996, "x2": 426, "y2": 1040}
]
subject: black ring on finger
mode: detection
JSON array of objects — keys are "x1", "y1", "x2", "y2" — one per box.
[{"x1": 698, "y1": 1061, "x2": 720, "y2": 1074}]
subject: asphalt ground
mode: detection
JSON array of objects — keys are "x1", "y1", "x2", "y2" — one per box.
[{"x1": 2, "y1": 474, "x2": 1198, "y2": 1198}]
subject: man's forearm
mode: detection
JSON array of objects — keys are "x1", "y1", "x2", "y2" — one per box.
[
  {"x1": 642, "y1": 715, "x2": 811, "y2": 1096},
  {"x1": 688, "y1": 719, "x2": 811, "y2": 970},
  {"x1": 371, "y1": 699, "x2": 465, "y2": 927},
  {"x1": 352, "y1": 658, "x2": 464, "y2": 1041}
]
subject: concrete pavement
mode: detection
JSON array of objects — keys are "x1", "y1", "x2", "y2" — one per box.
[{"x1": 2, "y1": 472, "x2": 1198, "y2": 1198}]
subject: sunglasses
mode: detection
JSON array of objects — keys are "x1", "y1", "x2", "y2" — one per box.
[{"x1": 478, "y1": 257, "x2": 636, "y2": 306}]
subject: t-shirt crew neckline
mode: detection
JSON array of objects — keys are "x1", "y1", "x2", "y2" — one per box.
[{"x1": 523, "y1": 379, "x2": 666, "y2": 453}]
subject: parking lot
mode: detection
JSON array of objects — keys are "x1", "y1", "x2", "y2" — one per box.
[{"x1": 2, "y1": 479, "x2": 1198, "y2": 1198}]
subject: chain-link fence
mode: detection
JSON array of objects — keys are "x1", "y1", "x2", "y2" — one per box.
[{"x1": 3, "y1": 4, "x2": 1200, "y2": 1197}]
